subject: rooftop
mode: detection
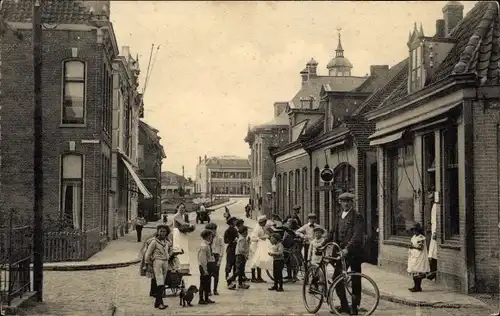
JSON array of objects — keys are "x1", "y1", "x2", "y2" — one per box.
[{"x1": 379, "y1": 1, "x2": 500, "y2": 108}]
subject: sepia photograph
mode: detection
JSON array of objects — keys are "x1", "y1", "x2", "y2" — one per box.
[{"x1": 0, "y1": 0, "x2": 499, "y2": 315}]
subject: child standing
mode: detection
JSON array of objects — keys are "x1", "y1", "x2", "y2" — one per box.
[
  {"x1": 206, "y1": 223, "x2": 223, "y2": 296},
  {"x1": 224, "y1": 217, "x2": 239, "y2": 279},
  {"x1": 145, "y1": 225, "x2": 171, "y2": 310},
  {"x1": 198, "y1": 229, "x2": 216, "y2": 304},
  {"x1": 308, "y1": 226, "x2": 326, "y2": 266},
  {"x1": 227, "y1": 225, "x2": 250, "y2": 290},
  {"x1": 407, "y1": 223, "x2": 430, "y2": 292},
  {"x1": 268, "y1": 233, "x2": 284, "y2": 292}
]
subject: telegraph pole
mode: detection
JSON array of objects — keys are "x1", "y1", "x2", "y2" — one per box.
[{"x1": 33, "y1": 0, "x2": 44, "y2": 302}]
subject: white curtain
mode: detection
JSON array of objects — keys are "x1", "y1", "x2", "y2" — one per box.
[{"x1": 63, "y1": 181, "x2": 82, "y2": 230}]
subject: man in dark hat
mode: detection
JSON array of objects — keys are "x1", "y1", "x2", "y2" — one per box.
[
  {"x1": 322, "y1": 192, "x2": 364, "y2": 314},
  {"x1": 284, "y1": 205, "x2": 303, "y2": 227}
]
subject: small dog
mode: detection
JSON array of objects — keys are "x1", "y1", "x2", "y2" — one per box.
[{"x1": 179, "y1": 285, "x2": 198, "y2": 307}]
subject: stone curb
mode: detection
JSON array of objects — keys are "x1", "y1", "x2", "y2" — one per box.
[
  {"x1": 40, "y1": 259, "x2": 141, "y2": 272},
  {"x1": 375, "y1": 291, "x2": 487, "y2": 309}
]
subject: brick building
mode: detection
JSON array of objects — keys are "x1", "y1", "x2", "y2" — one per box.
[
  {"x1": 271, "y1": 35, "x2": 401, "y2": 262},
  {"x1": 366, "y1": 1, "x2": 500, "y2": 293},
  {"x1": 0, "y1": 1, "x2": 118, "y2": 255},
  {"x1": 244, "y1": 105, "x2": 288, "y2": 216},
  {"x1": 138, "y1": 120, "x2": 165, "y2": 221},
  {"x1": 110, "y1": 46, "x2": 152, "y2": 239},
  {"x1": 195, "y1": 155, "x2": 251, "y2": 199}
]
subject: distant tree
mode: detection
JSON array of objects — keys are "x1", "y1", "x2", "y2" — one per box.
[{"x1": 187, "y1": 177, "x2": 193, "y2": 184}]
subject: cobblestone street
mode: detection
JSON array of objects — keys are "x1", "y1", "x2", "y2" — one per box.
[{"x1": 21, "y1": 199, "x2": 494, "y2": 315}]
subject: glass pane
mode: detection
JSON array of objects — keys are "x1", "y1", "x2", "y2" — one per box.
[
  {"x1": 391, "y1": 146, "x2": 415, "y2": 236},
  {"x1": 64, "y1": 82, "x2": 84, "y2": 120},
  {"x1": 63, "y1": 155, "x2": 83, "y2": 179},
  {"x1": 65, "y1": 61, "x2": 85, "y2": 80}
]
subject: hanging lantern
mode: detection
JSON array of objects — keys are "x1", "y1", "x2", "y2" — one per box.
[{"x1": 320, "y1": 164, "x2": 334, "y2": 182}]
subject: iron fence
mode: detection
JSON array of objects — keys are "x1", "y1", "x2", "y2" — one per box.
[{"x1": 0, "y1": 212, "x2": 32, "y2": 306}]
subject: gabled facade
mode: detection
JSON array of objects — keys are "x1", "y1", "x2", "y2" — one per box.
[
  {"x1": 244, "y1": 103, "x2": 288, "y2": 215},
  {"x1": 110, "y1": 46, "x2": 151, "y2": 239},
  {"x1": 138, "y1": 120, "x2": 166, "y2": 221},
  {"x1": 366, "y1": 1, "x2": 500, "y2": 294},
  {"x1": 0, "y1": 0, "x2": 118, "y2": 256}
]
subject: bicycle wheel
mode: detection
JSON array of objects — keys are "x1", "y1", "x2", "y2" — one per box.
[
  {"x1": 327, "y1": 272, "x2": 380, "y2": 316},
  {"x1": 302, "y1": 265, "x2": 327, "y2": 314},
  {"x1": 287, "y1": 253, "x2": 304, "y2": 282}
]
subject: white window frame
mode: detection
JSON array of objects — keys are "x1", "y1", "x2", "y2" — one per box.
[{"x1": 61, "y1": 60, "x2": 86, "y2": 125}]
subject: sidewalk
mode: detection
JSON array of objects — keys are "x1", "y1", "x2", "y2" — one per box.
[
  {"x1": 42, "y1": 230, "x2": 154, "y2": 271},
  {"x1": 244, "y1": 215, "x2": 485, "y2": 309}
]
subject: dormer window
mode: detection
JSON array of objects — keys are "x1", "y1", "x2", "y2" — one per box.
[{"x1": 410, "y1": 44, "x2": 423, "y2": 92}]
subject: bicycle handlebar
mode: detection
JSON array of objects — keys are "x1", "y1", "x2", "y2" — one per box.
[{"x1": 316, "y1": 242, "x2": 344, "y2": 260}]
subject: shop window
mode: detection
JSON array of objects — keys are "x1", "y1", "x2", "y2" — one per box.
[
  {"x1": 289, "y1": 171, "x2": 293, "y2": 214},
  {"x1": 277, "y1": 174, "x2": 282, "y2": 211},
  {"x1": 283, "y1": 173, "x2": 288, "y2": 215},
  {"x1": 295, "y1": 169, "x2": 300, "y2": 205},
  {"x1": 442, "y1": 126, "x2": 459, "y2": 239},
  {"x1": 388, "y1": 144, "x2": 415, "y2": 237}
]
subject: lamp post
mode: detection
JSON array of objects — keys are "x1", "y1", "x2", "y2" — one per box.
[{"x1": 33, "y1": 0, "x2": 44, "y2": 302}]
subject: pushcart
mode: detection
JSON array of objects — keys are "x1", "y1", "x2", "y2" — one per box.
[{"x1": 164, "y1": 249, "x2": 186, "y2": 296}]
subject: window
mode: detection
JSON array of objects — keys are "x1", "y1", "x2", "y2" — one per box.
[
  {"x1": 295, "y1": 169, "x2": 300, "y2": 205},
  {"x1": 314, "y1": 167, "x2": 320, "y2": 219},
  {"x1": 442, "y1": 126, "x2": 459, "y2": 238},
  {"x1": 388, "y1": 144, "x2": 415, "y2": 237},
  {"x1": 302, "y1": 167, "x2": 307, "y2": 218},
  {"x1": 409, "y1": 45, "x2": 422, "y2": 92},
  {"x1": 61, "y1": 154, "x2": 83, "y2": 230},
  {"x1": 289, "y1": 171, "x2": 294, "y2": 213},
  {"x1": 283, "y1": 173, "x2": 288, "y2": 215},
  {"x1": 62, "y1": 60, "x2": 85, "y2": 124},
  {"x1": 277, "y1": 174, "x2": 282, "y2": 211},
  {"x1": 102, "y1": 64, "x2": 113, "y2": 134},
  {"x1": 333, "y1": 163, "x2": 356, "y2": 219},
  {"x1": 100, "y1": 154, "x2": 110, "y2": 235}
]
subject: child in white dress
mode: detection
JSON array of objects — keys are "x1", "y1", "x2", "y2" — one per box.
[
  {"x1": 308, "y1": 227, "x2": 326, "y2": 266},
  {"x1": 407, "y1": 223, "x2": 430, "y2": 292}
]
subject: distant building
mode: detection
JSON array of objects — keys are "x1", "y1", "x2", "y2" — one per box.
[
  {"x1": 244, "y1": 105, "x2": 288, "y2": 215},
  {"x1": 138, "y1": 121, "x2": 166, "y2": 221},
  {"x1": 161, "y1": 170, "x2": 194, "y2": 197},
  {"x1": 195, "y1": 155, "x2": 251, "y2": 198},
  {"x1": 110, "y1": 46, "x2": 152, "y2": 239}
]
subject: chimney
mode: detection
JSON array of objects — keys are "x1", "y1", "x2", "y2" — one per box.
[
  {"x1": 300, "y1": 68, "x2": 308, "y2": 85},
  {"x1": 274, "y1": 102, "x2": 288, "y2": 117},
  {"x1": 198, "y1": 156, "x2": 201, "y2": 164},
  {"x1": 306, "y1": 58, "x2": 318, "y2": 78},
  {"x1": 443, "y1": 1, "x2": 464, "y2": 36},
  {"x1": 121, "y1": 45, "x2": 130, "y2": 58},
  {"x1": 370, "y1": 65, "x2": 389, "y2": 79},
  {"x1": 204, "y1": 155, "x2": 207, "y2": 162},
  {"x1": 435, "y1": 19, "x2": 445, "y2": 38}
]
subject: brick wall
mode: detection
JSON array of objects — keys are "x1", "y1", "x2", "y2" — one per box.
[
  {"x1": 276, "y1": 154, "x2": 310, "y2": 222},
  {"x1": 0, "y1": 28, "x2": 112, "y2": 232}
]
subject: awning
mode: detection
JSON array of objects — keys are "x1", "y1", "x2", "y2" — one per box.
[
  {"x1": 369, "y1": 131, "x2": 404, "y2": 146},
  {"x1": 121, "y1": 157, "x2": 153, "y2": 199}
]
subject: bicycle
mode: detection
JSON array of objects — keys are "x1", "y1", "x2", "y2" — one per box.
[
  {"x1": 266, "y1": 237, "x2": 305, "y2": 282},
  {"x1": 302, "y1": 242, "x2": 380, "y2": 316}
]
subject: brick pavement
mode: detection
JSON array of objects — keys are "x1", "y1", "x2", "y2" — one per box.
[{"x1": 20, "y1": 198, "x2": 495, "y2": 316}]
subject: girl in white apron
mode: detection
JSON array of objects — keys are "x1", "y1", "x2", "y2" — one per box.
[{"x1": 407, "y1": 223, "x2": 430, "y2": 292}]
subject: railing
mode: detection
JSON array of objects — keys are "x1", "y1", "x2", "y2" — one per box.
[
  {"x1": 0, "y1": 219, "x2": 32, "y2": 306},
  {"x1": 43, "y1": 228, "x2": 101, "y2": 262}
]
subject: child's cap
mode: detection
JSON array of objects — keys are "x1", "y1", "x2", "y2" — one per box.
[
  {"x1": 270, "y1": 232, "x2": 282, "y2": 241},
  {"x1": 236, "y1": 218, "x2": 245, "y2": 226},
  {"x1": 313, "y1": 226, "x2": 326, "y2": 233},
  {"x1": 205, "y1": 222, "x2": 217, "y2": 230},
  {"x1": 200, "y1": 229, "x2": 214, "y2": 239}
]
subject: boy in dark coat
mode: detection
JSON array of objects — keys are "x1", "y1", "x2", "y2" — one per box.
[{"x1": 224, "y1": 217, "x2": 239, "y2": 279}]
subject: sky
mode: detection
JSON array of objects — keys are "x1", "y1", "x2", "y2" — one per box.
[{"x1": 110, "y1": 1, "x2": 477, "y2": 179}]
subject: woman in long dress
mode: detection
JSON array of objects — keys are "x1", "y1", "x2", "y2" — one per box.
[
  {"x1": 172, "y1": 203, "x2": 193, "y2": 275},
  {"x1": 248, "y1": 215, "x2": 274, "y2": 282}
]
